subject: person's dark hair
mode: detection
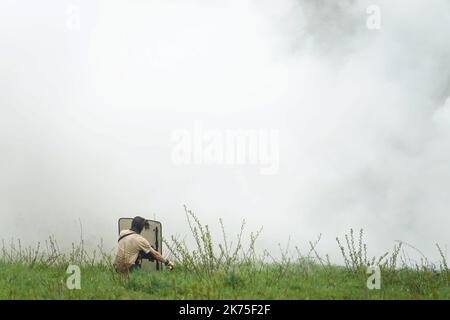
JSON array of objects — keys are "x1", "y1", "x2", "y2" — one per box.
[{"x1": 131, "y1": 216, "x2": 147, "y2": 234}]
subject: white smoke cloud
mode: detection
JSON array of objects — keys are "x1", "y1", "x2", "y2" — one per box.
[{"x1": 0, "y1": 0, "x2": 449, "y2": 261}]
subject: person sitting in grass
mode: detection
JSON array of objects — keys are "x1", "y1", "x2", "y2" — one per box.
[{"x1": 114, "y1": 216, "x2": 174, "y2": 273}]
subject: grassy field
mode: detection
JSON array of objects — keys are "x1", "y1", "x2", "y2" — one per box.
[
  {"x1": 1, "y1": 207, "x2": 449, "y2": 300},
  {"x1": 0, "y1": 261, "x2": 449, "y2": 299}
]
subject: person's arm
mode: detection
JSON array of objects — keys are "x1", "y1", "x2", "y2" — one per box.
[{"x1": 138, "y1": 237, "x2": 174, "y2": 269}]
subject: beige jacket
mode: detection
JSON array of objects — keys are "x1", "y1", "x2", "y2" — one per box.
[{"x1": 114, "y1": 229, "x2": 157, "y2": 272}]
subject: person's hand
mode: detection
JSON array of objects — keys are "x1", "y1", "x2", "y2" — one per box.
[{"x1": 164, "y1": 259, "x2": 174, "y2": 271}]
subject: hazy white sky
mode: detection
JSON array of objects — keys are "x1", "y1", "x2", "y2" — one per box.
[{"x1": 1, "y1": 0, "x2": 449, "y2": 262}]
